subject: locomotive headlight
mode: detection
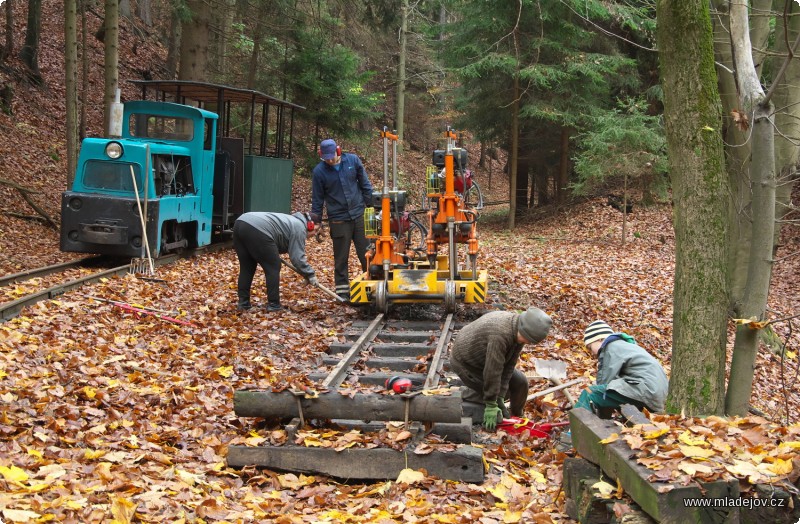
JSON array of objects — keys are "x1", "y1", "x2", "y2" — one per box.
[{"x1": 105, "y1": 141, "x2": 123, "y2": 159}]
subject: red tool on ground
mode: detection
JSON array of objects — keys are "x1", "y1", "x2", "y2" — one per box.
[
  {"x1": 385, "y1": 376, "x2": 413, "y2": 393},
  {"x1": 496, "y1": 417, "x2": 570, "y2": 438}
]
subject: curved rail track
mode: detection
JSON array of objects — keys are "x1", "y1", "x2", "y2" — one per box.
[{"x1": 0, "y1": 241, "x2": 232, "y2": 321}]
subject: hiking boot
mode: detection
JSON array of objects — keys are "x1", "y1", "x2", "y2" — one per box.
[
  {"x1": 266, "y1": 302, "x2": 284, "y2": 312},
  {"x1": 237, "y1": 302, "x2": 252, "y2": 311}
]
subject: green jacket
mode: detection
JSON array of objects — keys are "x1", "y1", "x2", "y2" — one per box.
[{"x1": 597, "y1": 334, "x2": 668, "y2": 412}]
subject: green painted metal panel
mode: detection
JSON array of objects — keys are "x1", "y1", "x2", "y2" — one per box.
[{"x1": 243, "y1": 156, "x2": 294, "y2": 213}]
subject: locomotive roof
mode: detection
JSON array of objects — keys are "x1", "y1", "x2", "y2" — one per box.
[
  {"x1": 129, "y1": 80, "x2": 305, "y2": 111},
  {"x1": 124, "y1": 99, "x2": 219, "y2": 120}
]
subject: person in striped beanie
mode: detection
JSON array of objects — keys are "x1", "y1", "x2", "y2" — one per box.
[{"x1": 575, "y1": 320, "x2": 668, "y2": 414}]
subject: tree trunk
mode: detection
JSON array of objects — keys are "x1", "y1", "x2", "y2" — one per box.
[
  {"x1": 557, "y1": 127, "x2": 570, "y2": 204},
  {"x1": 771, "y1": 4, "x2": 800, "y2": 245},
  {"x1": 65, "y1": 0, "x2": 79, "y2": 187},
  {"x1": 19, "y1": 0, "x2": 43, "y2": 84},
  {"x1": 725, "y1": 1, "x2": 778, "y2": 417},
  {"x1": 2, "y1": 0, "x2": 12, "y2": 62},
  {"x1": 179, "y1": 0, "x2": 211, "y2": 81},
  {"x1": 245, "y1": 20, "x2": 261, "y2": 90},
  {"x1": 165, "y1": 4, "x2": 181, "y2": 79},
  {"x1": 711, "y1": 0, "x2": 772, "y2": 313},
  {"x1": 103, "y1": 0, "x2": 119, "y2": 137},
  {"x1": 396, "y1": 0, "x2": 408, "y2": 145},
  {"x1": 535, "y1": 168, "x2": 548, "y2": 206},
  {"x1": 507, "y1": 74, "x2": 519, "y2": 229},
  {"x1": 118, "y1": 0, "x2": 131, "y2": 19},
  {"x1": 80, "y1": 0, "x2": 88, "y2": 140},
  {"x1": 516, "y1": 160, "x2": 528, "y2": 211},
  {"x1": 656, "y1": 0, "x2": 730, "y2": 416},
  {"x1": 137, "y1": 0, "x2": 152, "y2": 27},
  {"x1": 213, "y1": 0, "x2": 235, "y2": 74}
]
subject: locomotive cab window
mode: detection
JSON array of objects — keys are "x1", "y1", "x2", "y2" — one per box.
[
  {"x1": 83, "y1": 161, "x2": 143, "y2": 192},
  {"x1": 130, "y1": 113, "x2": 194, "y2": 142}
]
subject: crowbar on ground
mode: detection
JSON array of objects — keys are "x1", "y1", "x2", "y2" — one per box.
[
  {"x1": 84, "y1": 294, "x2": 176, "y2": 315},
  {"x1": 86, "y1": 295, "x2": 194, "y2": 326},
  {"x1": 279, "y1": 258, "x2": 345, "y2": 303}
]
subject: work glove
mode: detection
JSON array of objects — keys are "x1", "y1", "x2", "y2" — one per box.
[
  {"x1": 310, "y1": 213, "x2": 322, "y2": 224},
  {"x1": 497, "y1": 397, "x2": 511, "y2": 419},
  {"x1": 308, "y1": 276, "x2": 319, "y2": 287},
  {"x1": 483, "y1": 400, "x2": 502, "y2": 431}
]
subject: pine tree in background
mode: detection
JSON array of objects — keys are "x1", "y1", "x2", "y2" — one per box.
[
  {"x1": 285, "y1": 26, "x2": 382, "y2": 148},
  {"x1": 440, "y1": 0, "x2": 663, "y2": 208}
]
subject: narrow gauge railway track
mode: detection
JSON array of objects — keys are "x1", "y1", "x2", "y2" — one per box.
[
  {"x1": 0, "y1": 241, "x2": 232, "y2": 322},
  {"x1": 0, "y1": 255, "x2": 108, "y2": 287},
  {"x1": 229, "y1": 312, "x2": 487, "y2": 482}
]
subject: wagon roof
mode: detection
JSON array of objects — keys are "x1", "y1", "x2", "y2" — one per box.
[{"x1": 129, "y1": 80, "x2": 305, "y2": 111}]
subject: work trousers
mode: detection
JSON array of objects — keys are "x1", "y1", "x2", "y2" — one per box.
[
  {"x1": 450, "y1": 358, "x2": 529, "y2": 417},
  {"x1": 573, "y1": 384, "x2": 648, "y2": 415},
  {"x1": 233, "y1": 221, "x2": 282, "y2": 308},
  {"x1": 329, "y1": 216, "x2": 368, "y2": 297}
]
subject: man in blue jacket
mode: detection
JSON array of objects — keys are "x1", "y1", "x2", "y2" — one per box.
[
  {"x1": 233, "y1": 212, "x2": 318, "y2": 312},
  {"x1": 575, "y1": 320, "x2": 669, "y2": 414},
  {"x1": 310, "y1": 139, "x2": 373, "y2": 300}
]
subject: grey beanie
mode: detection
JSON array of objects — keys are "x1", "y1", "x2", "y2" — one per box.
[{"x1": 518, "y1": 307, "x2": 552, "y2": 343}]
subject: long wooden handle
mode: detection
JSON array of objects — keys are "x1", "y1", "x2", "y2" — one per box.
[
  {"x1": 279, "y1": 258, "x2": 344, "y2": 302},
  {"x1": 525, "y1": 378, "x2": 584, "y2": 403}
]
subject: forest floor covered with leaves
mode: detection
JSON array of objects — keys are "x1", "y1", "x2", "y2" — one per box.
[
  {"x1": 1, "y1": 0, "x2": 800, "y2": 522},
  {"x1": 1, "y1": 187, "x2": 799, "y2": 522}
]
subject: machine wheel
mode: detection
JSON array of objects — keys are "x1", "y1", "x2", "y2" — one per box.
[
  {"x1": 375, "y1": 281, "x2": 389, "y2": 314},
  {"x1": 444, "y1": 280, "x2": 457, "y2": 313}
]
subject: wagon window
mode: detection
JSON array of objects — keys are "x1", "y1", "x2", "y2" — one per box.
[
  {"x1": 129, "y1": 113, "x2": 194, "y2": 141},
  {"x1": 83, "y1": 161, "x2": 143, "y2": 193}
]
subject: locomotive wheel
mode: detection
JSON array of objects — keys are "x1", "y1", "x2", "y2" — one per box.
[
  {"x1": 444, "y1": 280, "x2": 457, "y2": 313},
  {"x1": 375, "y1": 281, "x2": 389, "y2": 314}
]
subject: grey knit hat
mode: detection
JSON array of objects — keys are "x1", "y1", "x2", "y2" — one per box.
[
  {"x1": 517, "y1": 307, "x2": 552, "y2": 343},
  {"x1": 584, "y1": 320, "x2": 613, "y2": 346}
]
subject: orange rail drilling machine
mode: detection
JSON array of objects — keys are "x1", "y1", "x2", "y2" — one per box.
[{"x1": 349, "y1": 127, "x2": 488, "y2": 313}]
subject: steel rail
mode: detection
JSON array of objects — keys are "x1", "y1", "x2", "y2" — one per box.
[
  {"x1": 0, "y1": 241, "x2": 232, "y2": 322},
  {"x1": 0, "y1": 256, "x2": 107, "y2": 287},
  {"x1": 321, "y1": 314, "x2": 386, "y2": 389},
  {"x1": 423, "y1": 313, "x2": 454, "y2": 390},
  {"x1": 1, "y1": 264, "x2": 133, "y2": 321}
]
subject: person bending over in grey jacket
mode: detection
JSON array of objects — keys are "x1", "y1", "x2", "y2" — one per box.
[
  {"x1": 233, "y1": 212, "x2": 319, "y2": 312},
  {"x1": 450, "y1": 307, "x2": 553, "y2": 431},
  {"x1": 575, "y1": 320, "x2": 668, "y2": 414}
]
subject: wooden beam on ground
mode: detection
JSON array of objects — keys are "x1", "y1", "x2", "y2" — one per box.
[
  {"x1": 569, "y1": 407, "x2": 740, "y2": 524},
  {"x1": 326, "y1": 417, "x2": 473, "y2": 444},
  {"x1": 234, "y1": 389, "x2": 463, "y2": 423},
  {"x1": 321, "y1": 355, "x2": 427, "y2": 371},
  {"x1": 227, "y1": 443, "x2": 484, "y2": 483},
  {"x1": 328, "y1": 342, "x2": 436, "y2": 357},
  {"x1": 308, "y1": 371, "x2": 428, "y2": 387}
]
